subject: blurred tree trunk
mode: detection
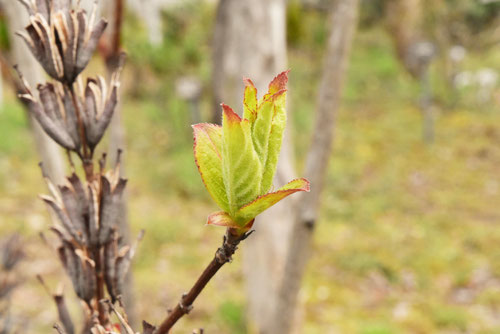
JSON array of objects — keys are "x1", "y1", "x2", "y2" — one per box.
[
  {"x1": 1, "y1": 0, "x2": 66, "y2": 184},
  {"x1": 126, "y1": 0, "x2": 164, "y2": 46},
  {"x1": 267, "y1": 1, "x2": 359, "y2": 333},
  {"x1": 385, "y1": 0, "x2": 438, "y2": 143},
  {"x1": 211, "y1": 0, "x2": 298, "y2": 331},
  {"x1": 385, "y1": 0, "x2": 422, "y2": 78}
]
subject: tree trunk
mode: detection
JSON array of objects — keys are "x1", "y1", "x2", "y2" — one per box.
[
  {"x1": 211, "y1": 0, "x2": 296, "y2": 331},
  {"x1": 1, "y1": 0, "x2": 66, "y2": 184},
  {"x1": 268, "y1": 1, "x2": 359, "y2": 333},
  {"x1": 126, "y1": 0, "x2": 164, "y2": 46},
  {"x1": 385, "y1": 0, "x2": 422, "y2": 78}
]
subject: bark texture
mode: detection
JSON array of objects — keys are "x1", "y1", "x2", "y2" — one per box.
[
  {"x1": 267, "y1": 1, "x2": 360, "y2": 333},
  {"x1": 1, "y1": 0, "x2": 66, "y2": 184},
  {"x1": 211, "y1": 0, "x2": 297, "y2": 331}
]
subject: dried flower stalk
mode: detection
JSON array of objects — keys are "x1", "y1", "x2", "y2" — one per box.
[{"x1": 15, "y1": 0, "x2": 138, "y2": 332}]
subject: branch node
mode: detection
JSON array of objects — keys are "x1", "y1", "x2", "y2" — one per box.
[{"x1": 179, "y1": 293, "x2": 193, "y2": 314}]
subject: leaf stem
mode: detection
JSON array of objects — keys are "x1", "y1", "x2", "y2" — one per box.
[{"x1": 156, "y1": 228, "x2": 252, "y2": 334}]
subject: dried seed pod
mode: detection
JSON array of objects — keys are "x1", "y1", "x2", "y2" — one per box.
[
  {"x1": 103, "y1": 231, "x2": 118, "y2": 301},
  {"x1": 104, "y1": 231, "x2": 143, "y2": 302},
  {"x1": 58, "y1": 242, "x2": 95, "y2": 305},
  {"x1": 40, "y1": 171, "x2": 90, "y2": 245},
  {"x1": 18, "y1": 0, "x2": 51, "y2": 19},
  {"x1": 19, "y1": 83, "x2": 80, "y2": 151},
  {"x1": 42, "y1": 195, "x2": 83, "y2": 244},
  {"x1": 98, "y1": 176, "x2": 127, "y2": 246},
  {"x1": 57, "y1": 243, "x2": 79, "y2": 293},
  {"x1": 114, "y1": 246, "x2": 131, "y2": 299},
  {"x1": 17, "y1": 1, "x2": 107, "y2": 83},
  {"x1": 66, "y1": 173, "x2": 89, "y2": 222},
  {"x1": 74, "y1": 249, "x2": 96, "y2": 305},
  {"x1": 82, "y1": 72, "x2": 120, "y2": 151},
  {"x1": 17, "y1": 57, "x2": 122, "y2": 154},
  {"x1": 59, "y1": 185, "x2": 88, "y2": 243}
]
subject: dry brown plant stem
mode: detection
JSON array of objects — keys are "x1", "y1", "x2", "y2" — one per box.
[
  {"x1": 68, "y1": 85, "x2": 89, "y2": 160},
  {"x1": 93, "y1": 248, "x2": 107, "y2": 326},
  {"x1": 156, "y1": 228, "x2": 253, "y2": 334}
]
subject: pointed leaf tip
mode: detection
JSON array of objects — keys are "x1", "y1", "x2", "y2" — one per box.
[
  {"x1": 221, "y1": 103, "x2": 241, "y2": 122},
  {"x1": 207, "y1": 211, "x2": 240, "y2": 228},
  {"x1": 268, "y1": 70, "x2": 290, "y2": 94},
  {"x1": 243, "y1": 77, "x2": 256, "y2": 88},
  {"x1": 235, "y1": 178, "x2": 310, "y2": 224}
]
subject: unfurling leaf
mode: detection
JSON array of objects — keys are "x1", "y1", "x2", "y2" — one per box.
[
  {"x1": 236, "y1": 178, "x2": 310, "y2": 224},
  {"x1": 193, "y1": 123, "x2": 228, "y2": 212},
  {"x1": 221, "y1": 104, "x2": 262, "y2": 216},
  {"x1": 193, "y1": 71, "x2": 310, "y2": 234}
]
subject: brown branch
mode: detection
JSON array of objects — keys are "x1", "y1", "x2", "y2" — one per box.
[
  {"x1": 112, "y1": 0, "x2": 124, "y2": 56},
  {"x1": 156, "y1": 228, "x2": 253, "y2": 334},
  {"x1": 98, "y1": 0, "x2": 124, "y2": 72}
]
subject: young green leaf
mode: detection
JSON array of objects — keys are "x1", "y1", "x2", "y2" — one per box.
[
  {"x1": 260, "y1": 89, "x2": 287, "y2": 193},
  {"x1": 251, "y1": 97, "x2": 274, "y2": 166},
  {"x1": 235, "y1": 178, "x2": 310, "y2": 224},
  {"x1": 243, "y1": 78, "x2": 257, "y2": 123},
  {"x1": 193, "y1": 71, "x2": 310, "y2": 235},
  {"x1": 193, "y1": 123, "x2": 229, "y2": 212},
  {"x1": 221, "y1": 104, "x2": 262, "y2": 216}
]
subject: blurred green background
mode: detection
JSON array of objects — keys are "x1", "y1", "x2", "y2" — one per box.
[{"x1": 1, "y1": 0, "x2": 500, "y2": 332}]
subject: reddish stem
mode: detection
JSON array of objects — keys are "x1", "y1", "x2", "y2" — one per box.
[{"x1": 156, "y1": 228, "x2": 252, "y2": 334}]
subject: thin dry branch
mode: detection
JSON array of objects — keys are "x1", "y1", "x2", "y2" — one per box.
[{"x1": 156, "y1": 229, "x2": 253, "y2": 334}]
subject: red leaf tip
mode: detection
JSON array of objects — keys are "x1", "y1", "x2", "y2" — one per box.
[
  {"x1": 221, "y1": 103, "x2": 241, "y2": 122},
  {"x1": 243, "y1": 77, "x2": 256, "y2": 88},
  {"x1": 301, "y1": 178, "x2": 311, "y2": 192},
  {"x1": 269, "y1": 70, "x2": 290, "y2": 93}
]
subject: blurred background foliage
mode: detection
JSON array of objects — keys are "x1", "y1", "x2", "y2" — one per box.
[{"x1": 1, "y1": 0, "x2": 500, "y2": 333}]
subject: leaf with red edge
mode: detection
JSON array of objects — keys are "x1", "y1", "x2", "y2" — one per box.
[
  {"x1": 207, "y1": 211, "x2": 240, "y2": 228},
  {"x1": 243, "y1": 78, "x2": 257, "y2": 122},
  {"x1": 264, "y1": 70, "x2": 289, "y2": 99},
  {"x1": 235, "y1": 178, "x2": 310, "y2": 224},
  {"x1": 221, "y1": 104, "x2": 262, "y2": 216},
  {"x1": 259, "y1": 89, "x2": 287, "y2": 193},
  {"x1": 193, "y1": 123, "x2": 229, "y2": 212},
  {"x1": 192, "y1": 71, "x2": 311, "y2": 232}
]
